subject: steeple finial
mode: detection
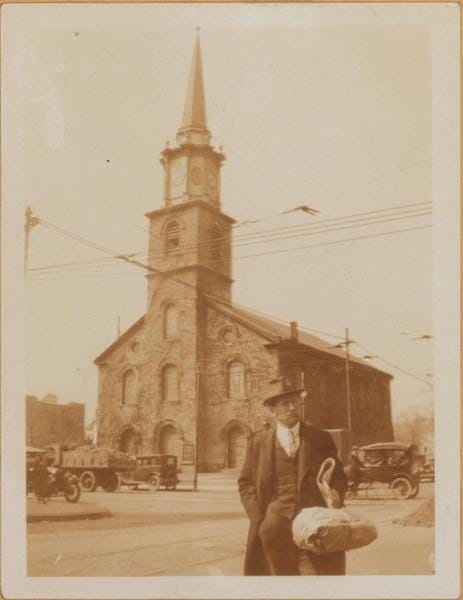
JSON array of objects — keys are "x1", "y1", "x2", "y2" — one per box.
[{"x1": 176, "y1": 31, "x2": 210, "y2": 145}]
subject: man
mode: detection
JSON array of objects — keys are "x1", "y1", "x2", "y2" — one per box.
[
  {"x1": 238, "y1": 376, "x2": 348, "y2": 576},
  {"x1": 347, "y1": 445, "x2": 364, "y2": 495}
]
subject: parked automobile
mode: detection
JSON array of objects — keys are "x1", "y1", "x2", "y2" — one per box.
[
  {"x1": 46, "y1": 466, "x2": 81, "y2": 503},
  {"x1": 120, "y1": 454, "x2": 179, "y2": 491},
  {"x1": 345, "y1": 442, "x2": 424, "y2": 499}
]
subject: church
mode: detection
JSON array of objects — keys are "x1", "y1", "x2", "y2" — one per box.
[{"x1": 94, "y1": 35, "x2": 393, "y2": 472}]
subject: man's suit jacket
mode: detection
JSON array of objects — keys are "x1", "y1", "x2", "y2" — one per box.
[{"x1": 238, "y1": 422, "x2": 348, "y2": 575}]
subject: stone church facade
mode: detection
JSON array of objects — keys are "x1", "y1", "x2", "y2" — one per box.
[{"x1": 95, "y1": 35, "x2": 393, "y2": 472}]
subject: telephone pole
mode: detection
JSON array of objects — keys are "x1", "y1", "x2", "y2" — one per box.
[
  {"x1": 330, "y1": 329, "x2": 354, "y2": 432},
  {"x1": 344, "y1": 327, "x2": 353, "y2": 432},
  {"x1": 24, "y1": 206, "x2": 39, "y2": 274},
  {"x1": 300, "y1": 370, "x2": 307, "y2": 423},
  {"x1": 193, "y1": 363, "x2": 201, "y2": 492}
]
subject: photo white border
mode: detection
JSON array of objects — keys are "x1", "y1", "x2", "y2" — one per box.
[{"x1": 1, "y1": 2, "x2": 460, "y2": 598}]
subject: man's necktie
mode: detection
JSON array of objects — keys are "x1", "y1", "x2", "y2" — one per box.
[{"x1": 288, "y1": 430, "x2": 297, "y2": 457}]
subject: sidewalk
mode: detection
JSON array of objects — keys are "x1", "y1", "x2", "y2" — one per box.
[{"x1": 27, "y1": 496, "x2": 111, "y2": 523}]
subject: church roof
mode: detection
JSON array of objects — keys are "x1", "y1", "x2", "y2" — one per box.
[
  {"x1": 94, "y1": 316, "x2": 145, "y2": 364},
  {"x1": 207, "y1": 300, "x2": 391, "y2": 377},
  {"x1": 94, "y1": 301, "x2": 390, "y2": 378}
]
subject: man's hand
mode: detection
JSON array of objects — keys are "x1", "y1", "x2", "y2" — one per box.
[{"x1": 317, "y1": 483, "x2": 341, "y2": 509}]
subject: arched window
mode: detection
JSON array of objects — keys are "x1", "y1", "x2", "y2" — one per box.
[
  {"x1": 163, "y1": 303, "x2": 179, "y2": 339},
  {"x1": 228, "y1": 361, "x2": 246, "y2": 399},
  {"x1": 122, "y1": 369, "x2": 137, "y2": 405},
  {"x1": 165, "y1": 221, "x2": 180, "y2": 253},
  {"x1": 162, "y1": 364, "x2": 179, "y2": 403}
]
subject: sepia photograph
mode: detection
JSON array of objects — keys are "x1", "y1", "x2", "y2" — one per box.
[{"x1": 1, "y1": 2, "x2": 460, "y2": 598}]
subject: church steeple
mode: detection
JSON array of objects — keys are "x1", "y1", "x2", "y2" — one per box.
[
  {"x1": 147, "y1": 32, "x2": 234, "y2": 304},
  {"x1": 159, "y1": 31, "x2": 225, "y2": 209},
  {"x1": 176, "y1": 32, "x2": 211, "y2": 146}
]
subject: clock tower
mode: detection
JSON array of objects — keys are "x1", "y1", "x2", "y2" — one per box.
[{"x1": 145, "y1": 32, "x2": 234, "y2": 304}]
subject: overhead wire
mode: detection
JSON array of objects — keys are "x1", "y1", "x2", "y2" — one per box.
[
  {"x1": 146, "y1": 209, "x2": 432, "y2": 261},
  {"x1": 28, "y1": 218, "x2": 433, "y2": 385},
  {"x1": 353, "y1": 340, "x2": 432, "y2": 387},
  {"x1": 27, "y1": 202, "x2": 431, "y2": 275},
  {"x1": 146, "y1": 201, "x2": 432, "y2": 256},
  {"x1": 233, "y1": 224, "x2": 431, "y2": 261}
]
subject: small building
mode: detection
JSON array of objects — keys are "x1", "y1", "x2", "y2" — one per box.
[
  {"x1": 26, "y1": 395, "x2": 85, "y2": 448},
  {"x1": 95, "y1": 35, "x2": 393, "y2": 472}
]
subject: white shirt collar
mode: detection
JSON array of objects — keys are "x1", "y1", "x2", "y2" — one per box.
[{"x1": 276, "y1": 420, "x2": 300, "y2": 438}]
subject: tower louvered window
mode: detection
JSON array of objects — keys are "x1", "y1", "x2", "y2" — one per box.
[{"x1": 166, "y1": 221, "x2": 180, "y2": 253}]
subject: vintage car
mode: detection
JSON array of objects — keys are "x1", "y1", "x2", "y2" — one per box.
[
  {"x1": 120, "y1": 454, "x2": 179, "y2": 491},
  {"x1": 345, "y1": 442, "x2": 424, "y2": 499}
]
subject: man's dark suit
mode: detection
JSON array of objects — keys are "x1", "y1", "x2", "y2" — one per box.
[{"x1": 238, "y1": 422, "x2": 348, "y2": 576}]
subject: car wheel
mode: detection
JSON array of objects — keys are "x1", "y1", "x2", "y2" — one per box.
[
  {"x1": 147, "y1": 474, "x2": 160, "y2": 491},
  {"x1": 165, "y1": 473, "x2": 177, "y2": 491},
  {"x1": 102, "y1": 472, "x2": 120, "y2": 493},
  {"x1": 80, "y1": 471, "x2": 97, "y2": 492},
  {"x1": 64, "y1": 482, "x2": 81, "y2": 503},
  {"x1": 409, "y1": 483, "x2": 420, "y2": 498},
  {"x1": 390, "y1": 477, "x2": 413, "y2": 499}
]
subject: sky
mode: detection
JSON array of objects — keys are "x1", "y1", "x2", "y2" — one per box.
[{"x1": 4, "y1": 3, "x2": 450, "y2": 427}]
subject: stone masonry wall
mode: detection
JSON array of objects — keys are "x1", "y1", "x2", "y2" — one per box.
[
  {"x1": 97, "y1": 271, "x2": 201, "y2": 465},
  {"x1": 201, "y1": 306, "x2": 278, "y2": 471}
]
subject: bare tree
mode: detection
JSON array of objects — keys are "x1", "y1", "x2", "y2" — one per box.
[{"x1": 394, "y1": 405, "x2": 434, "y2": 451}]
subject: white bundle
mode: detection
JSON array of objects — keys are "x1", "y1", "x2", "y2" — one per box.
[{"x1": 292, "y1": 506, "x2": 378, "y2": 554}]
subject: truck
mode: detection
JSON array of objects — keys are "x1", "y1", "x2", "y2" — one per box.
[{"x1": 45, "y1": 444, "x2": 137, "y2": 492}]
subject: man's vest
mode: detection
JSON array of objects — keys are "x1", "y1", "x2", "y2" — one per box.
[{"x1": 267, "y1": 440, "x2": 298, "y2": 519}]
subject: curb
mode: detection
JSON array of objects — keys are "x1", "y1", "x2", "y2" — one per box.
[{"x1": 27, "y1": 503, "x2": 112, "y2": 523}]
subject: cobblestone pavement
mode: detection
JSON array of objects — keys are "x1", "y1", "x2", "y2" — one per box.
[{"x1": 27, "y1": 475, "x2": 434, "y2": 576}]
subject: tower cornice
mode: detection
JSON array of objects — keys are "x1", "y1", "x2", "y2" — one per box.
[
  {"x1": 160, "y1": 143, "x2": 225, "y2": 165},
  {"x1": 145, "y1": 199, "x2": 236, "y2": 224},
  {"x1": 145, "y1": 264, "x2": 234, "y2": 285}
]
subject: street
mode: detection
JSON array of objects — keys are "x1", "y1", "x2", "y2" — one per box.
[{"x1": 27, "y1": 473, "x2": 434, "y2": 576}]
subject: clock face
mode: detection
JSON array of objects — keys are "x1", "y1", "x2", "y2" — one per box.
[
  {"x1": 207, "y1": 173, "x2": 217, "y2": 190},
  {"x1": 190, "y1": 166, "x2": 203, "y2": 186},
  {"x1": 171, "y1": 163, "x2": 185, "y2": 186}
]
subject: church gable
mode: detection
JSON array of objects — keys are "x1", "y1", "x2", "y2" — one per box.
[
  {"x1": 94, "y1": 316, "x2": 145, "y2": 366},
  {"x1": 204, "y1": 303, "x2": 277, "y2": 409}
]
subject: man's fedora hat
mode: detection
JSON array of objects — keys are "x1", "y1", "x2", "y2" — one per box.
[{"x1": 263, "y1": 376, "x2": 304, "y2": 406}]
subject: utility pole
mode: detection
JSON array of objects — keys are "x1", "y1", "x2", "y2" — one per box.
[
  {"x1": 193, "y1": 363, "x2": 201, "y2": 492},
  {"x1": 24, "y1": 206, "x2": 39, "y2": 274},
  {"x1": 344, "y1": 327, "x2": 353, "y2": 432},
  {"x1": 300, "y1": 370, "x2": 307, "y2": 423}
]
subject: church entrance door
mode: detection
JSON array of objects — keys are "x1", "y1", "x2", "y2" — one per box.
[
  {"x1": 227, "y1": 425, "x2": 246, "y2": 469},
  {"x1": 119, "y1": 427, "x2": 139, "y2": 456},
  {"x1": 159, "y1": 424, "x2": 181, "y2": 463}
]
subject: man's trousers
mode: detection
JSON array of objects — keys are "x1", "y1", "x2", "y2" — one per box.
[{"x1": 258, "y1": 509, "x2": 346, "y2": 576}]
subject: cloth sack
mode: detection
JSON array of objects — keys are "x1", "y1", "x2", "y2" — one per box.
[
  {"x1": 291, "y1": 506, "x2": 378, "y2": 554},
  {"x1": 291, "y1": 457, "x2": 377, "y2": 554}
]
